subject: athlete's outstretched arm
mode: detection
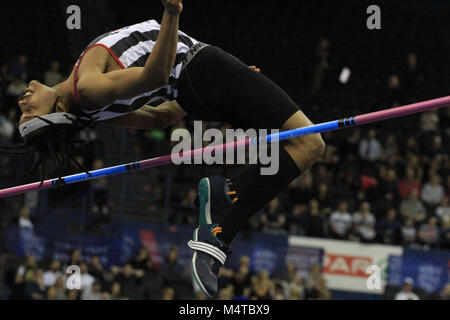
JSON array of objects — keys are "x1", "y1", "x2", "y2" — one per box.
[
  {"x1": 98, "y1": 100, "x2": 187, "y2": 129},
  {"x1": 76, "y1": 0, "x2": 183, "y2": 107}
]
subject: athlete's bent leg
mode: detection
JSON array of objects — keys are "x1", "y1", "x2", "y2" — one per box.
[{"x1": 281, "y1": 110, "x2": 326, "y2": 172}]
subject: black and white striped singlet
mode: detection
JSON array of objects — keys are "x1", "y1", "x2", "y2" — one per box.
[{"x1": 73, "y1": 20, "x2": 199, "y2": 121}]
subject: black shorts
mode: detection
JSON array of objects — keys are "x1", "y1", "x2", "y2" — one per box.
[{"x1": 176, "y1": 45, "x2": 299, "y2": 131}]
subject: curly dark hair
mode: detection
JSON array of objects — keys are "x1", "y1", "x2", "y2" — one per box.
[{"x1": 0, "y1": 114, "x2": 94, "y2": 185}]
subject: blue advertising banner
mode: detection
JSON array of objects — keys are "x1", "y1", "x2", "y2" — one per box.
[
  {"x1": 231, "y1": 233, "x2": 289, "y2": 276},
  {"x1": 285, "y1": 246, "x2": 324, "y2": 278},
  {"x1": 387, "y1": 249, "x2": 450, "y2": 293},
  {"x1": 4, "y1": 224, "x2": 291, "y2": 277},
  {"x1": 4, "y1": 226, "x2": 123, "y2": 267}
]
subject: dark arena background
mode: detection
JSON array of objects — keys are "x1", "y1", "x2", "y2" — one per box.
[{"x1": 0, "y1": 0, "x2": 449, "y2": 303}]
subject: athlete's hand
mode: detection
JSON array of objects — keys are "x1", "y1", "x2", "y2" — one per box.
[
  {"x1": 249, "y1": 65, "x2": 261, "y2": 72},
  {"x1": 161, "y1": 0, "x2": 183, "y2": 15}
]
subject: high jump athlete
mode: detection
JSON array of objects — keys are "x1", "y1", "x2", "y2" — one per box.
[{"x1": 12, "y1": 0, "x2": 324, "y2": 297}]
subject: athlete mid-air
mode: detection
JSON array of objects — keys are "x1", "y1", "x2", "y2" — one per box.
[{"x1": 13, "y1": 0, "x2": 324, "y2": 297}]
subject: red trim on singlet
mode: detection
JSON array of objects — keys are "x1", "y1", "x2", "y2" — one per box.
[{"x1": 73, "y1": 43, "x2": 126, "y2": 106}]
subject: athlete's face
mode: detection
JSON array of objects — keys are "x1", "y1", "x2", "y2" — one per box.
[{"x1": 17, "y1": 80, "x2": 59, "y2": 125}]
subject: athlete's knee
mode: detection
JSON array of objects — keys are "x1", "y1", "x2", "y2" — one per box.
[{"x1": 308, "y1": 133, "x2": 326, "y2": 160}]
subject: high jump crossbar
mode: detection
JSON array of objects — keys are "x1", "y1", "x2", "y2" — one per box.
[{"x1": 0, "y1": 95, "x2": 449, "y2": 198}]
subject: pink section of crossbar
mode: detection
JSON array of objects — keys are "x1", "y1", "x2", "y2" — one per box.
[
  {"x1": 0, "y1": 180, "x2": 53, "y2": 198},
  {"x1": 0, "y1": 139, "x2": 251, "y2": 198},
  {"x1": 355, "y1": 96, "x2": 450, "y2": 125}
]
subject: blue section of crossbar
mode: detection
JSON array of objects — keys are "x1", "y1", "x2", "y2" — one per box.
[
  {"x1": 60, "y1": 164, "x2": 132, "y2": 184},
  {"x1": 266, "y1": 120, "x2": 341, "y2": 143}
]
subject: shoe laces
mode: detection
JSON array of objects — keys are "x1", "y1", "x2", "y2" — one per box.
[{"x1": 226, "y1": 179, "x2": 239, "y2": 204}]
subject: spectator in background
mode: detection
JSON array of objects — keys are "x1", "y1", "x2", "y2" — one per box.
[
  {"x1": 44, "y1": 60, "x2": 64, "y2": 87},
  {"x1": 232, "y1": 264, "x2": 252, "y2": 299},
  {"x1": 91, "y1": 158, "x2": 110, "y2": 216},
  {"x1": 78, "y1": 127, "x2": 104, "y2": 163},
  {"x1": 386, "y1": 74, "x2": 404, "y2": 106},
  {"x1": 377, "y1": 191, "x2": 398, "y2": 220},
  {"x1": 306, "y1": 264, "x2": 331, "y2": 300},
  {"x1": 52, "y1": 276, "x2": 67, "y2": 300},
  {"x1": 250, "y1": 270, "x2": 272, "y2": 300},
  {"x1": 401, "y1": 218, "x2": 417, "y2": 247},
  {"x1": 79, "y1": 262, "x2": 95, "y2": 291},
  {"x1": 46, "y1": 286, "x2": 57, "y2": 300},
  {"x1": 283, "y1": 273, "x2": 305, "y2": 300},
  {"x1": 440, "y1": 219, "x2": 450, "y2": 250},
  {"x1": 88, "y1": 256, "x2": 107, "y2": 288},
  {"x1": 24, "y1": 269, "x2": 46, "y2": 300},
  {"x1": 379, "y1": 167, "x2": 399, "y2": 198},
  {"x1": 17, "y1": 206, "x2": 33, "y2": 229},
  {"x1": 217, "y1": 284, "x2": 235, "y2": 300},
  {"x1": 315, "y1": 183, "x2": 334, "y2": 214},
  {"x1": 99, "y1": 292, "x2": 111, "y2": 300},
  {"x1": 81, "y1": 281, "x2": 102, "y2": 300},
  {"x1": 399, "y1": 190, "x2": 427, "y2": 224},
  {"x1": 66, "y1": 290, "x2": 79, "y2": 300},
  {"x1": 270, "y1": 281, "x2": 286, "y2": 300},
  {"x1": 110, "y1": 282, "x2": 126, "y2": 300},
  {"x1": 340, "y1": 129, "x2": 361, "y2": 160},
  {"x1": 43, "y1": 260, "x2": 62, "y2": 287},
  {"x1": 294, "y1": 172, "x2": 315, "y2": 205},
  {"x1": 383, "y1": 134, "x2": 399, "y2": 160},
  {"x1": 418, "y1": 216, "x2": 439, "y2": 248},
  {"x1": 311, "y1": 38, "x2": 330, "y2": 95},
  {"x1": 420, "y1": 110, "x2": 440, "y2": 133},
  {"x1": 421, "y1": 174, "x2": 444, "y2": 209},
  {"x1": 67, "y1": 249, "x2": 82, "y2": 267},
  {"x1": 379, "y1": 208, "x2": 400, "y2": 244},
  {"x1": 128, "y1": 246, "x2": 156, "y2": 275},
  {"x1": 436, "y1": 196, "x2": 450, "y2": 225},
  {"x1": 6, "y1": 54, "x2": 28, "y2": 80},
  {"x1": 315, "y1": 164, "x2": 333, "y2": 186},
  {"x1": 329, "y1": 201, "x2": 352, "y2": 239},
  {"x1": 352, "y1": 202, "x2": 376, "y2": 243},
  {"x1": 281, "y1": 262, "x2": 298, "y2": 283},
  {"x1": 260, "y1": 197, "x2": 287, "y2": 235},
  {"x1": 161, "y1": 287, "x2": 176, "y2": 300},
  {"x1": 305, "y1": 199, "x2": 325, "y2": 238},
  {"x1": 10, "y1": 255, "x2": 38, "y2": 299},
  {"x1": 398, "y1": 167, "x2": 421, "y2": 199},
  {"x1": 404, "y1": 136, "x2": 420, "y2": 155},
  {"x1": 358, "y1": 129, "x2": 382, "y2": 162},
  {"x1": 425, "y1": 135, "x2": 445, "y2": 160},
  {"x1": 0, "y1": 109, "x2": 16, "y2": 141},
  {"x1": 394, "y1": 278, "x2": 419, "y2": 300},
  {"x1": 6, "y1": 76, "x2": 27, "y2": 98},
  {"x1": 15, "y1": 255, "x2": 37, "y2": 280},
  {"x1": 113, "y1": 263, "x2": 144, "y2": 299},
  {"x1": 174, "y1": 187, "x2": 198, "y2": 225},
  {"x1": 286, "y1": 204, "x2": 307, "y2": 235},
  {"x1": 446, "y1": 176, "x2": 450, "y2": 197},
  {"x1": 161, "y1": 246, "x2": 185, "y2": 288},
  {"x1": 432, "y1": 283, "x2": 450, "y2": 300},
  {"x1": 404, "y1": 53, "x2": 423, "y2": 99}
]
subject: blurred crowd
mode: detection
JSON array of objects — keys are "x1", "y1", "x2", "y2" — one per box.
[
  {"x1": 1, "y1": 247, "x2": 331, "y2": 300},
  {"x1": 172, "y1": 101, "x2": 449, "y2": 249}
]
